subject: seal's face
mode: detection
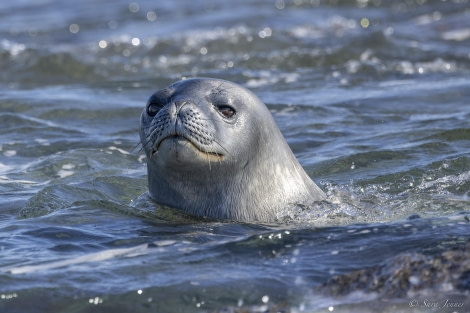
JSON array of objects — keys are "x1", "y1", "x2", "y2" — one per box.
[{"x1": 140, "y1": 78, "x2": 257, "y2": 171}]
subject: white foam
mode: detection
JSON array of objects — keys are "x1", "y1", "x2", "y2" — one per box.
[
  {"x1": 35, "y1": 138, "x2": 51, "y2": 146},
  {"x1": 0, "y1": 163, "x2": 13, "y2": 173},
  {"x1": 7, "y1": 244, "x2": 149, "y2": 274},
  {"x1": 57, "y1": 170, "x2": 75, "y2": 178},
  {"x1": 442, "y1": 28, "x2": 470, "y2": 41},
  {"x1": 108, "y1": 146, "x2": 131, "y2": 155},
  {"x1": 1, "y1": 39, "x2": 26, "y2": 56},
  {"x1": 62, "y1": 163, "x2": 75, "y2": 170},
  {"x1": 3, "y1": 150, "x2": 16, "y2": 157}
]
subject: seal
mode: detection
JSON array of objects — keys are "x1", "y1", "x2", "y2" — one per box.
[{"x1": 140, "y1": 78, "x2": 326, "y2": 222}]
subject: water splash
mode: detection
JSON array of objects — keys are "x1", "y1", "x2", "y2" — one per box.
[{"x1": 277, "y1": 166, "x2": 470, "y2": 226}]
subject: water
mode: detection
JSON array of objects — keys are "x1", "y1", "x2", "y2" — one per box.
[{"x1": 1, "y1": 0, "x2": 470, "y2": 312}]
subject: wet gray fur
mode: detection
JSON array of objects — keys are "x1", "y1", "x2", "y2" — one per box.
[{"x1": 140, "y1": 78, "x2": 325, "y2": 222}]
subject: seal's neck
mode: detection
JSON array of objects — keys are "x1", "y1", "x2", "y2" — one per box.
[{"x1": 234, "y1": 133, "x2": 325, "y2": 221}]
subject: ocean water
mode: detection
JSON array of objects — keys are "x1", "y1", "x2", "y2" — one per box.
[{"x1": 1, "y1": 0, "x2": 469, "y2": 312}]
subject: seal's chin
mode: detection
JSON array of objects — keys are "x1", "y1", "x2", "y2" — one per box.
[{"x1": 151, "y1": 136, "x2": 224, "y2": 163}]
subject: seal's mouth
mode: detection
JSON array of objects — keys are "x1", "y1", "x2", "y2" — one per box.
[{"x1": 152, "y1": 135, "x2": 224, "y2": 161}]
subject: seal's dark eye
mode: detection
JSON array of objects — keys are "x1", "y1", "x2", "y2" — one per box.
[
  {"x1": 146, "y1": 99, "x2": 164, "y2": 117},
  {"x1": 217, "y1": 105, "x2": 235, "y2": 118},
  {"x1": 147, "y1": 103, "x2": 159, "y2": 116}
]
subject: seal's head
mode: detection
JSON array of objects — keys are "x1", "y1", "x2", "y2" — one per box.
[{"x1": 140, "y1": 78, "x2": 325, "y2": 222}]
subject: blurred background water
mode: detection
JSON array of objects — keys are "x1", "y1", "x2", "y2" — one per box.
[{"x1": 1, "y1": 0, "x2": 469, "y2": 312}]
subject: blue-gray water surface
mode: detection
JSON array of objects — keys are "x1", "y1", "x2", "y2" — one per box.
[{"x1": 1, "y1": 1, "x2": 470, "y2": 312}]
